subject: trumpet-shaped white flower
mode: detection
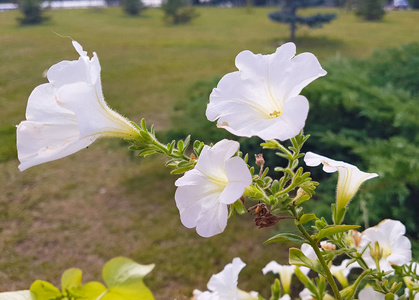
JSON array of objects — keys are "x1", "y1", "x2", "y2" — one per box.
[
  {"x1": 175, "y1": 139, "x2": 252, "y2": 237},
  {"x1": 192, "y1": 258, "x2": 258, "y2": 300},
  {"x1": 16, "y1": 41, "x2": 140, "y2": 171},
  {"x1": 262, "y1": 261, "x2": 295, "y2": 294},
  {"x1": 206, "y1": 42, "x2": 326, "y2": 141},
  {"x1": 360, "y1": 219, "x2": 411, "y2": 273},
  {"x1": 330, "y1": 259, "x2": 360, "y2": 288},
  {"x1": 304, "y1": 152, "x2": 378, "y2": 223}
]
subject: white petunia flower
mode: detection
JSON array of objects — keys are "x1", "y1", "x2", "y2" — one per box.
[
  {"x1": 330, "y1": 259, "x2": 360, "y2": 288},
  {"x1": 193, "y1": 258, "x2": 258, "y2": 300},
  {"x1": 262, "y1": 261, "x2": 295, "y2": 295},
  {"x1": 175, "y1": 139, "x2": 252, "y2": 237},
  {"x1": 206, "y1": 42, "x2": 326, "y2": 141},
  {"x1": 358, "y1": 286, "x2": 392, "y2": 300},
  {"x1": 360, "y1": 219, "x2": 411, "y2": 273},
  {"x1": 17, "y1": 41, "x2": 140, "y2": 171},
  {"x1": 299, "y1": 288, "x2": 313, "y2": 300},
  {"x1": 304, "y1": 152, "x2": 378, "y2": 224}
]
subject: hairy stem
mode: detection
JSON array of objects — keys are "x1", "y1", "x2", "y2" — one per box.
[{"x1": 290, "y1": 207, "x2": 342, "y2": 300}]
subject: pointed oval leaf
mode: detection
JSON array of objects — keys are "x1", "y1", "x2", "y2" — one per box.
[
  {"x1": 69, "y1": 281, "x2": 107, "y2": 299},
  {"x1": 289, "y1": 248, "x2": 326, "y2": 277},
  {"x1": 314, "y1": 225, "x2": 360, "y2": 241},
  {"x1": 264, "y1": 233, "x2": 306, "y2": 245},
  {"x1": 30, "y1": 281, "x2": 61, "y2": 300},
  {"x1": 61, "y1": 268, "x2": 83, "y2": 292},
  {"x1": 298, "y1": 214, "x2": 317, "y2": 225},
  {"x1": 101, "y1": 257, "x2": 155, "y2": 300}
]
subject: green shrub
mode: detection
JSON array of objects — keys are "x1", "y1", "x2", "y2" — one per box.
[
  {"x1": 17, "y1": 0, "x2": 47, "y2": 25},
  {"x1": 355, "y1": 0, "x2": 385, "y2": 20},
  {"x1": 303, "y1": 43, "x2": 419, "y2": 235},
  {"x1": 161, "y1": 0, "x2": 198, "y2": 24},
  {"x1": 123, "y1": 0, "x2": 143, "y2": 16}
]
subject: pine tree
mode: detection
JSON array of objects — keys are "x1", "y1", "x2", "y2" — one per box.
[
  {"x1": 355, "y1": 0, "x2": 385, "y2": 20},
  {"x1": 269, "y1": 0, "x2": 336, "y2": 41}
]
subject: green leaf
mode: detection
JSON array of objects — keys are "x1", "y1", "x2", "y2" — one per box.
[
  {"x1": 294, "y1": 267, "x2": 317, "y2": 294},
  {"x1": 138, "y1": 150, "x2": 157, "y2": 157},
  {"x1": 61, "y1": 268, "x2": 83, "y2": 292},
  {"x1": 30, "y1": 281, "x2": 61, "y2": 300},
  {"x1": 170, "y1": 166, "x2": 193, "y2": 175},
  {"x1": 264, "y1": 233, "x2": 306, "y2": 245},
  {"x1": 261, "y1": 140, "x2": 282, "y2": 149},
  {"x1": 314, "y1": 225, "x2": 360, "y2": 241},
  {"x1": 72, "y1": 281, "x2": 107, "y2": 299},
  {"x1": 0, "y1": 291, "x2": 33, "y2": 300},
  {"x1": 177, "y1": 140, "x2": 184, "y2": 152},
  {"x1": 298, "y1": 214, "x2": 317, "y2": 225},
  {"x1": 100, "y1": 257, "x2": 155, "y2": 300},
  {"x1": 289, "y1": 248, "x2": 326, "y2": 277},
  {"x1": 295, "y1": 195, "x2": 311, "y2": 205},
  {"x1": 183, "y1": 135, "x2": 191, "y2": 150},
  {"x1": 231, "y1": 199, "x2": 247, "y2": 215},
  {"x1": 271, "y1": 180, "x2": 280, "y2": 194}
]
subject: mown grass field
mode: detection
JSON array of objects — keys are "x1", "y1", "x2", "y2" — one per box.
[{"x1": 0, "y1": 6, "x2": 418, "y2": 299}]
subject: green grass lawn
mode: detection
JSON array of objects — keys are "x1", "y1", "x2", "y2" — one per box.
[{"x1": 0, "y1": 6, "x2": 418, "y2": 299}]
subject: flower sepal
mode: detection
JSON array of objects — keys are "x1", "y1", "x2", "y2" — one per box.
[
  {"x1": 228, "y1": 199, "x2": 248, "y2": 218},
  {"x1": 331, "y1": 203, "x2": 348, "y2": 226}
]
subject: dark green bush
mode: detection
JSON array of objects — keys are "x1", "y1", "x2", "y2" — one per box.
[
  {"x1": 123, "y1": 0, "x2": 143, "y2": 16},
  {"x1": 161, "y1": 0, "x2": 198, "y2": 24},
  {"x1": 17, "y1": 0, "x2": 47, "y2": 25},
  {"x1": 355, "y1": 0, "x2": 385, "y2": 20},
  {"x1": 303, "y1": 43, "x2": 419, "y2": 234},
  {"x1": 166, "y1": 43, "x2": 419, "y2": 236}
]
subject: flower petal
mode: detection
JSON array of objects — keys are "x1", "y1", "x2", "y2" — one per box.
[
  {"x1": 56, "y1": 82, "x2": 138, "y2": 139},
  {"x1": 196, "y1": 201, "x2": 228, "y2": 238},
  {"x1": 17, "y1": 120, "x2": 94, "y2": 171},
  {"x1": 207, "y1": 43, "x2": 325, "y2": 141},
  {"x1": 218, "y1": 157, "x2": 252, "y2": 204},
  {"x1": 16, "y1": 84, "x2": 94, "y2": 171},
  {"x1": 207, "y1": 257, "x2": 245, "y2": 299}
]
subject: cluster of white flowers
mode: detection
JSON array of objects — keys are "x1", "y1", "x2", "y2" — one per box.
[
  {"x1": 16, "y1": 41, "x2": 414, "y2": 300},
  {"x1": 177, "y1": 43, "x2": 326, "y2": 237}
]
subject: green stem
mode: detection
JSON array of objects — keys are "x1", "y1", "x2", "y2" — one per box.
[
  {"x1": 352, "y1": 270, "x2": 370, "y2": 292},
  {"x1": 299, "y1": 224, "x2": 342, "y2": 300},
  {"x1": 275, "y1": 180, "x2": 297, "y2": 196},
  {"x1": 290, "y1": 207, "x2": 342, "y2": 300}
]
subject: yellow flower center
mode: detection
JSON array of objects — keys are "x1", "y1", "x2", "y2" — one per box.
[{"x1": 269, "y1": 110, "x2": 282, "y2": 118}]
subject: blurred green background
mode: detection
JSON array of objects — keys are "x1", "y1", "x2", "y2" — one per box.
[{"x1": 0, "y1": 6, "x2": 418, "y2": 299}]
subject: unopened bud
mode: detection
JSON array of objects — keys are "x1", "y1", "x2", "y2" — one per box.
[
  {"x1": 369, "y1": 241, "x2": 383, "y2": 266},
  {"x1": 320, "y1": 241, "x2": 336, "y2": 250},
  {"x1": 340, "y1": 285, "x2": 356, "y2": 299}
]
